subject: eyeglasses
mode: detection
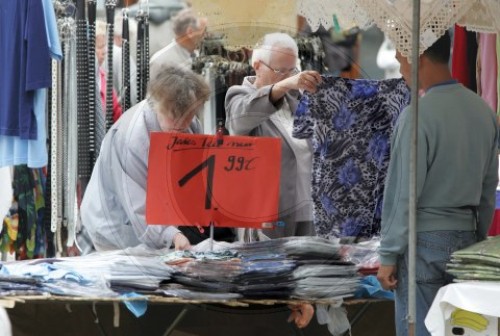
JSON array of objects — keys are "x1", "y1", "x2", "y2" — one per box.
[{"x1": 260, "y1": 61, "x2": 299, "y2": 76}]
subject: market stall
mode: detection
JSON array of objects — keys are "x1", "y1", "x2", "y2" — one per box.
[
  {"x1": 5, "y1": 296, "x2": 395, "y2": 336},
  {"x1": 2, "y1": 1, "x2": 500, "y2": 335}
]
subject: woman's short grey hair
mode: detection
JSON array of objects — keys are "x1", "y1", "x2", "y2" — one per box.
[
  {"x1": 147, "y1": 66, "x2": 210, "y2": 119},
  {"x1": 251, "y1": 33, "x2": 298, "y2": 66},
  {"x1": 172, "y1": 9, "x2": 200, "y2": 37}
]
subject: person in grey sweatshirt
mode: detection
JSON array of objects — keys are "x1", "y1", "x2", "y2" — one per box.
[{"x1": 377, "y1": 31, "x2": 498, "y2": 336}]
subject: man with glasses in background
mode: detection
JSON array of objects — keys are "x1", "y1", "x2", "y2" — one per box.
[{"x1": 225, "y1": 32, "x2": 322, "y2": 239}]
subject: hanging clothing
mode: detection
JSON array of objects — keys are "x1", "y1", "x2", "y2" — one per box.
[
  {"x1": 466, "y1": 30, "x2": 478, "y2": 93},
  {"x1": 497, "y1": 35, "x2": 500, "y2": 117},
  {"x1": 191, "y1": 56, "x2": 255, "y2": 123},
  {"x1": 99, "y1": 68, "x2": 123, "y2": 123},
  {"x1": 101, "y1": 44, "x2": 138, "y2": 107},
  {"x1": 1, "y1": 165, "x2": 47, "y2": 259},
  {"x1": 113, "y1": 44, "x2": 138, "y2": 107},
  {"x1": 0, "y1": 167, "x2": 12, "y2": 223},
  {"x1": 478, "y1": 33, "x2": 498, "y2": 112},
  {"x1": 292, "y1": 77, "x2": 410, "y2": 239},
  {"x1": 0, "y1": 0, "x2": 62, "y2": 168},
  {"x1": 452, "y1": 25, "x2": 470, "y2": 88},
  {"x1": 452, "y1": 25, "x2": 478, "y2": 92},
  {"x1": 0, "y1": 0, "x2": 51, "y2": 140}
]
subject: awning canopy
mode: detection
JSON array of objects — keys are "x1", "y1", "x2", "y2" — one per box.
[{"x1": 192, "y1": 0, "x2": 500, "y2": 56}]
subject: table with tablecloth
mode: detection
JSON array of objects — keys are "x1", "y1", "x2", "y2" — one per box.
[{"x1": 425, "y1": 282, "x2": 500, "y2": 336}]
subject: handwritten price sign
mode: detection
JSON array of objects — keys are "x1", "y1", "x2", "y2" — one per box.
[{"x1": 146, "y1": 133, "x2": 281, "y2": 228}]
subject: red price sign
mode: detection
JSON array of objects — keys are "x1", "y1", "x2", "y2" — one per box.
[{"x1": 146, "y1": 133, "x2": 281, "y2": 228}]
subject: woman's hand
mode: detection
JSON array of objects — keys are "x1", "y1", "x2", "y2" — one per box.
[
  {"x1": 288, "y1": 303, "x2": 314, "y2": 329},
  {"x1": 283, "y1": 70, "x2": 322, "y2": 93},
  {"x1": 173, "y1": 232, "x2": 191, "y2": 250},
  {"x1": 271, "y1": 70, "x2": 322, "y2": 103}
]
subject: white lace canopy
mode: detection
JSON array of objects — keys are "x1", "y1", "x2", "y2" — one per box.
[
  {"x1": 298, "y1": 0, "x2": 500, "y2": 59},
  {"x1": 191, "y1": 0, "x2": 297, "y2": 50},
  {"x1": 191, "y1": 0, "x2": 500, "y2": 57}
]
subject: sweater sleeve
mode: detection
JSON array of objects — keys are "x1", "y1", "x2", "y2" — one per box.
[
  {"x1": 378, "y1": 108, "x2": 428, "y2": 265},
  {"x1": 224, "y1": 83, "x2": 281, "y2": 135},
  {"x1": 478, "y1": 129, "x2": 499, "y2": 239},
  {"x1": 119, "y1": 125, "x2": 181, "y2": 249}
]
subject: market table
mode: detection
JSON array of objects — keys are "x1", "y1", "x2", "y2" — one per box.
[{"x1": 3, "y1": 295, "x2": 395, "y2": 336}]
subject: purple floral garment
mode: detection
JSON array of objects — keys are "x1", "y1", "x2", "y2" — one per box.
[{"x1": 293, "y1": 77, "x2": 410, "y2": 239}]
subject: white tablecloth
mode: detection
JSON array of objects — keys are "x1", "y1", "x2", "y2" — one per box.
[{"x1": 425, "y1": 282, "x2": 500, "y2": 336}]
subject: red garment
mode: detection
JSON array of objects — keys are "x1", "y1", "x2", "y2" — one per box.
[
  {"x1": 99, "y1": 68, "x2": 122, "y2": 122},
  {"x1": 489, "y1": 210, "x2": 500, "y2": 236},
  {"x1": 452, "y1": 25, "x2": 470, "y2": 88}
]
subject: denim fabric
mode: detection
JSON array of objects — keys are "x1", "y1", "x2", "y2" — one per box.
[{"x1": 394, "y1": 230, "x2": 477, "y2": 336}]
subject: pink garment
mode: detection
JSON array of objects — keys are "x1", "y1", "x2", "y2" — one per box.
[
  {"x1": 479, "y1": 33, "x2": 497, "y2": 111},
  {"x1": 99, "y1": 68, "x2": 122, "y2": 123}
]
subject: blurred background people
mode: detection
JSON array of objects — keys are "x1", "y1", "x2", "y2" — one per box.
[
  {"x1": 149, "y1": 8, "x2": 207, "y2": 75},
  {"x1": 96, "y1": 20, "x2": 123, "y2": 122},
  {"x1": 376, "y1": 35, "x2": 401, "y2": 79}
]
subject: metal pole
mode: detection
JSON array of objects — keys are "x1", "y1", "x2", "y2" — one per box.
[
  {"x1": 408, "y1": 0, "x2": 421, "y2": 335},
  {"x1": 162, "y1": 307, "x2": 189, "y2": 336}
]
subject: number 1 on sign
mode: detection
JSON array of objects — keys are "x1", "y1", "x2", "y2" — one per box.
[{"x1": 178, "y1": 154, "x2": 215, "y2": 210}]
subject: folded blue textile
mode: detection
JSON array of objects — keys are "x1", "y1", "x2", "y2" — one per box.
[
  {"x1": 354, "y1": 275, "x2": 394, "y2": 300},
  {"x1": 121, "y1": 292, "x2": 148, "y2": 317}
]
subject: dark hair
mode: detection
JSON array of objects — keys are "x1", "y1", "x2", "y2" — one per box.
[{"x1": 423, "y1": 30, "x2": 451, "y2": 64}]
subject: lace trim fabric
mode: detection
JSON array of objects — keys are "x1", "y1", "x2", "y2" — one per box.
[
  {"x1": 297, "y1": 0, "x2": 374, "y2": 32},
  {"x1": 457, "y1": 0, "x2": 500, "y2": 33},
  {"x1": 351, "y1": 0, "x2": 472, "y2": 59},
  {"x1": 194, "y1": 0, "x2": 500, "y2": 57},
  {"x1": 191, "y1": 0, "x2": 500, "y2": 55},
  {"x1": 191, "y1": 0, "x2": 297, "y2": 50},
  {"x1": 298, "y1": 0, "x2": 499, "y2": 60}
]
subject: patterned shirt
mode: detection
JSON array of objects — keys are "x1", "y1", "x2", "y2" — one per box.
[{"x1": 293, "y1": 77, "x2": 410, "y2": 239}]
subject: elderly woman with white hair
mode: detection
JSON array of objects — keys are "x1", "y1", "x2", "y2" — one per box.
[
  {"x1": 225, "y1": 32, "x2": 322, "y2": 240},
  {"x1": 81, "y1": 66, "x2": 210, "y2": 252}
]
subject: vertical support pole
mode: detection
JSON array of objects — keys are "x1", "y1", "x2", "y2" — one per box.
[{"x1": 408, "y1": 0, "x2": 421, "y2": 335}]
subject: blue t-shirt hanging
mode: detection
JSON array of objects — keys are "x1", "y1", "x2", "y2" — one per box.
[
  {"x1": 0, "y1": 0, "x2": 51, "y2": 140},
  {"x1": 292, "y1": 77, "x2": 410, "y2": 239},
  {"x1": 0, "y1": 0, "x2": 63, "y2": 168}
]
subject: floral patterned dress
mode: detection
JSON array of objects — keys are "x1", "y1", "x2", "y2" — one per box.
[{"x1": 293, "y1": 77, "x2": 410, "y2": 239}]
